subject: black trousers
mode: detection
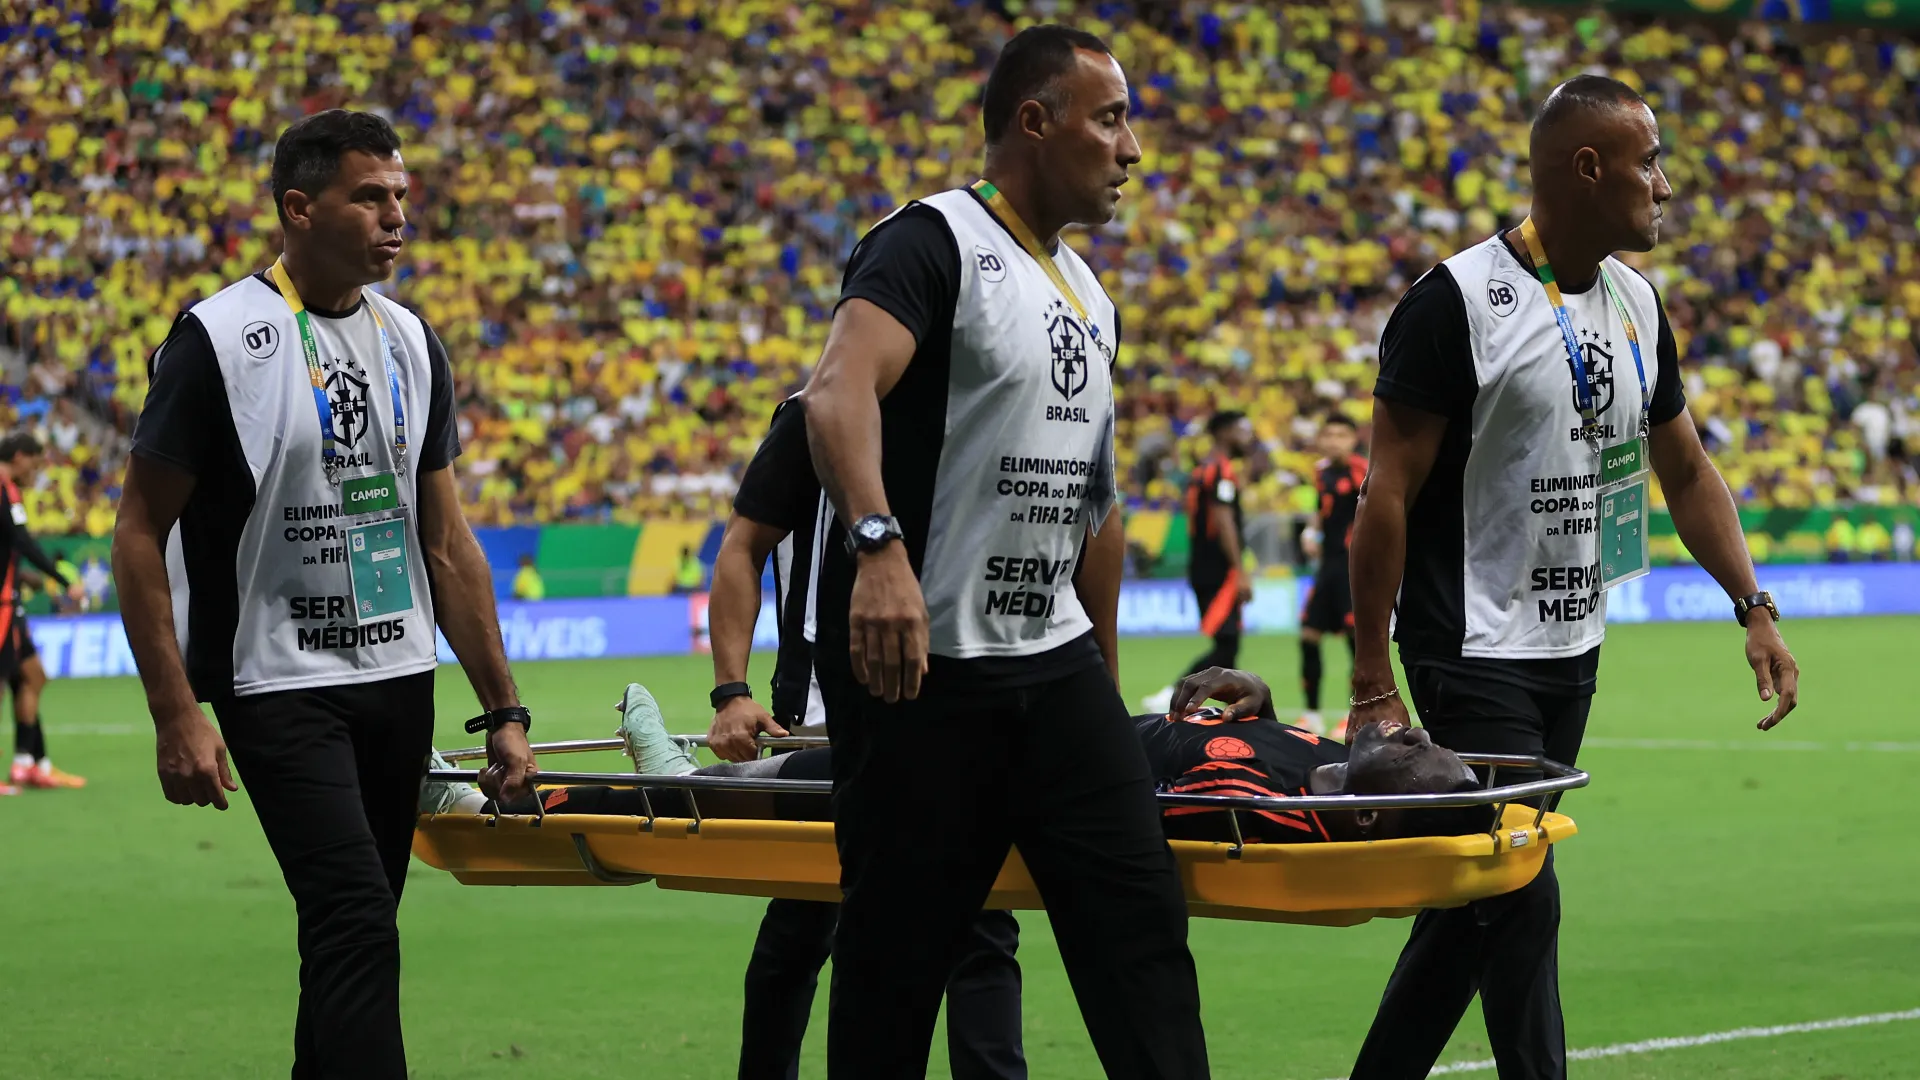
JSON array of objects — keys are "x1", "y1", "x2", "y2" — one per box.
[
  {"x1": 215, "y1": 671, "x2": 436, "y2": 1080},
  {"x1": 1349, "y1": 662, "x2": 1591, "y2": 1080},
  {"x1": 823, "y1": 658, "x2": 1208, "y2": 1079},
  {"x1": 739, "y1": 900, "x2": 1026, "y2": 1080}
]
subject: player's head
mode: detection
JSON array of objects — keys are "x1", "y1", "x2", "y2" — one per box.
[
  {"x1": 1207, "y1": 410, "x2": 1253, "y2": 456},
  {"x1": 271, "y1": 109, "x2": 408, "y2": 285},
  {"x1": 982, "y1": 25, "x2": 1140, "y2": 226},
  {"x1": 0, "y1": 431, "x2": 44, "y2": 484},
  {"x1": 1312, "y1": 719, "x2": 1494, "y2": 841},
  {"x1": 1316, "y1": 414, "x2": 1359, "y2": 459},
  {"x1": 1528, "y1": 75, "x2": 1671, "y2": 253}
]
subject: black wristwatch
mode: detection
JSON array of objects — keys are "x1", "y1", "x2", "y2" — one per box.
[
  {"x1": 1733, "y1": 591, "x2": 1779, "y2": 627},
  {"x1": 464, "y1": 706, "x2": 533, "y2": 735},
  {"x1": 710, "y1": 682, "x2": 753, "y2": 710},
  {"x1": 845, "y1": 513, "x2": 905, "y2": 556}
]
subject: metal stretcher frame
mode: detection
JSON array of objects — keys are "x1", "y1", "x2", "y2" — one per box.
[{"x1": 413, "y1": 736, "x2": 1586, "y2": 927}]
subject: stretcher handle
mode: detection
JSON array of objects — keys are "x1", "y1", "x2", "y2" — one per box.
[
  {"x1": 424, "y1": 755, "x2": 1585, "y2": 815},
  {"x1": 426, "y1": 768, "x2": 833, "y2": 796},
  {"x1": 437, "y1": 734, "x2": 832, "y2": 764}
]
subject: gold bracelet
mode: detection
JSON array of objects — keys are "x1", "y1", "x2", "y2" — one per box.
[{"x1": 1349, "y1": 686, "x2": 1399, "y2": 709}]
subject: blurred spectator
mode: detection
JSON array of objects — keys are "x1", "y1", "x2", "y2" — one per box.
[
  {"x1": 674, "y1": 546, "x2": 707, "y2": 594},
  {"x1": 511, "y1": 555, "x2": 545, "y2": 602}
]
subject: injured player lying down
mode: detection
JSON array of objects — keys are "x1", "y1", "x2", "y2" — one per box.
[{"x1": 421, "y1": 672, "x2": 1495, "y2": 843}]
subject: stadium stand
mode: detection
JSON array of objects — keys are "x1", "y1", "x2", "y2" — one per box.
[{"x1": 2, "y1": 0, "x2": 1917, "y2": 579}]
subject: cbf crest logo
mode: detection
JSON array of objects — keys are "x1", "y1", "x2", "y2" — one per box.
[
  {"x1": 1575, "y1": 326, "x2": 1615, "y2": 414},
  {"x1": 326, "y1": 357, "x2": 371, "y2": 448},
  {"x1": 1047, "y1": 299, "x2": 1090, "y2": 401},
  {"x1": 1045, "y1": 298, "x2": 1112, "y2": 400}
]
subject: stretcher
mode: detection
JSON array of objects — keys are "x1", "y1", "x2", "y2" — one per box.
[{"x1": 414, "y1": 737, "x2": 1585, "y2": 927}]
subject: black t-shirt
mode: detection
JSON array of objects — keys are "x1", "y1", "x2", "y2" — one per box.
[
  {"x1": 1134, "y1": 712, "x2": 1349, "y2": 843},
  {"x1": 733, "y1": 398, "x2": 818, "y2": 534},
  {"x1": 1184, "y1": 453, "x2": 1242, "y2": 584},
  {"x1": 732, "y1": 399, "x2": 825, "y2": 722},
  {"x1": 1373, "y1": 244, "x2": 1684, "y2": 695},
  {"x1": 1315, "y1": 453, "x2": 1368, "y2": 564},
  {"x1": 129, "y1": 296, "x2": 460, "y2": 701},
  {"x1": 813, "y1": 198, "x2": 1110, "y2": 690}
]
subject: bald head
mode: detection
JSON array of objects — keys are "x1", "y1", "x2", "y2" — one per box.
[
  {"x1": 1529, "y1": 76, "x2": 1648, "y2": 173},
  {"x1": 1527, "y1": 75, "x2": 1671, "y2": 254}
]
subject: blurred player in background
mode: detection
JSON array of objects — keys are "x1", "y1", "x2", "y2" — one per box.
[
  {"x1": 1298, "y1": 415, "x2": 1366, "y2": 737},
  {"x1": 0, "y1": 432, "x2": 86, "y2": 792},
  {"x1": 1144, "y1": 411, "x2": 1255, "y2": 715}
]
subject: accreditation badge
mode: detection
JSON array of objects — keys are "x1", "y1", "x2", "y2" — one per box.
[
  {"x1": 340, "y1": 472, "x2": 417, "y2": 625},
  {"x1": 1596, "y1": 437, "x2": 1650, "y2": 591}
]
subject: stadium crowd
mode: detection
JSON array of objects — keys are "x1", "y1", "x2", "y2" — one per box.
[{"x1": 3, "y1": 0, "x2": 1918, "y2": 542}]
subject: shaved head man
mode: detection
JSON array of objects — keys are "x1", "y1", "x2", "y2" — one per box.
[
  {"x1": 1525, "y1": 75, "x2": 1671, "y2": 269},
  {"x1": 1342, "y1": 75, "x2": 1798, "y2": 1078}
]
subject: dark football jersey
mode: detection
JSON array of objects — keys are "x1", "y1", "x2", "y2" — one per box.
[
  {"x1": 1184, "y1": 453, "x2": 1242, "y2": 582},
  {"x1": 1315, "y1": 453, "x2": 1368, "y2": 562},
  {"x1": 1133, "y1": 711, "x2": 1348, "y2": 843}
]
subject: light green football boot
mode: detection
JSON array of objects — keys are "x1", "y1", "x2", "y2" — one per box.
[
  {"x1": 616, "y1": 683, "x2": 699, "y2": 776},
  {"x1": 418, "y1": 747, "x2": 483, "y2": 815}
]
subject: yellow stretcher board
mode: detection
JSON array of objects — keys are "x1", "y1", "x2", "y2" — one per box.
[{"x1": 412, "y1": 804, "x2": 1575, "y2": 928}]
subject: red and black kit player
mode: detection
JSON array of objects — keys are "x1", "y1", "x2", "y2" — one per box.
[
  {"x1": 1179, "y1": 411, "x2": 1255, "y2": 685},
  {"x1": 1299, "y1": 414, "x2": 1366, "y2": 733},
  {"x1": 0, "y1": 432, "x2": 85, "y2": 794}
]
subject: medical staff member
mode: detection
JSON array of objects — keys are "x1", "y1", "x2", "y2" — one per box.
[
  {"x1": 708, "y1": 398, "x2": 1026, "y2": 1080},
  {"x1": 112, "y1": 110, "x2": 537, "y2": 1080},
  {"x1": 803, "y1": 24, "x2": 1209, "y2": 1079},
  {"x1": 1345, "y1": 77, "x2": 1800, "y2": 1079}
]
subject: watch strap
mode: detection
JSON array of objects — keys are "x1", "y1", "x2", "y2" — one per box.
[
  {"x1": 1733, "y1": 591, "x2": 1778, "y2": 626},
  {"x1": 464, "y1": 706, "x2": 533, "y2": 735},
  {"x1": 845, "y1": 513, "x2": 904, "y2": 555},
  {"x1": 711, "y1": 681, "x2": 754, "y2": 710}
]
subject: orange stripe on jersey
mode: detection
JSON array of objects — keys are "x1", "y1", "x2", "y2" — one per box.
[
  {"x1": 1285, "y1": 728, "x2": 1322, "y2": 746},
  {"x1": 1301, "y1": 787, "x2": 1332, "y2": 841},
  {"x1": 1199, "y1": 568, "x2": 1241, "y2": 637},
  {"x1": 1203, "y1": 462, "x2": 1220, "y2": 539},
  {"x1": 1164, "y1": 805, "x2": 1315, "y2": 832},
  {"x1": 0, "y1": 479, "x2": 16, "y2": 606},
  {"x1": 1185, "y1": 760, "x2": 1266, "y2": 774},
  {"x1": 1168, "y1": 777, "x2": 1285, "y2": 799}
]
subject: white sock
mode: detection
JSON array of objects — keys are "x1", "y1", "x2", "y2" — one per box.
[{"x1": 13, "y1": 754, "x2": 31, "y2": 768}]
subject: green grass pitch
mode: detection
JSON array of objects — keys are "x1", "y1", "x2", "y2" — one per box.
[{"x1": 4, "y1": 619, "x2": 1918, "y2": 1079}]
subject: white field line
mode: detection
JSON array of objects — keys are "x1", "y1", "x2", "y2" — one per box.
[
  {"x1": 1314, "y1": 1006, "x2": 1920, "y2": 1079},
  {"x1": 1583, "y1": 736, "x2": 1920, "y2": 752}
]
